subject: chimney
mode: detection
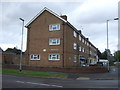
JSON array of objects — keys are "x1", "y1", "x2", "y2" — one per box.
[
  {"x1": 60, "y1": 15, "x2": 67, "y2": 20},
  {"x1": 86, "y1": 38, "x2": 89, "y2": 41},
  {"x1": 78, "y1": 30, "x2": 81, "y2": 34}
]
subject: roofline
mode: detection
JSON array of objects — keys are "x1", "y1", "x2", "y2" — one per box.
[
  {"x1": 25, "y1": 7, "x2": 67, "y2": 27},
  {"x1": 66, "y1": 22, "x2": 97, "y2": 50}
]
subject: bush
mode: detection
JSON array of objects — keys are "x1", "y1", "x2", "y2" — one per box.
[{"x1": 109, "y1": 60, "x2": 114, "y2": 66}]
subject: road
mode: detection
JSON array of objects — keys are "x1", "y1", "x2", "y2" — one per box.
[{"x1": 2, "y1": 74, "x2": 119, "y2": 89}]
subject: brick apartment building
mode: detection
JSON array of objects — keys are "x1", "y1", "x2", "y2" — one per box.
[{"x1": 25, "y1": 7, "x2": 98, "y2": 68}]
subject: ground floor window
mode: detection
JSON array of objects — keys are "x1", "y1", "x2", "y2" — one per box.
[
  {"x1": 30, "y1": 54, "x2": 40, "y2": 60},
  {"x1": 49, "y1": 54, "x2": 60, "y2": 60}
]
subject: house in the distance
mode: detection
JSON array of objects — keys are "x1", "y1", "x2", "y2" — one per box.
[
  {"x1": 1, "y1": 47, "x2": 26, "y2": 65},
  {"x1": 25, "y1": 7, "x2": 99, "y2": 68}
]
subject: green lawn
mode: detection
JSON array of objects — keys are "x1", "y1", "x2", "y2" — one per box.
[{"x1": 2, "y1": 68, "x2": 68, "y2": 79}]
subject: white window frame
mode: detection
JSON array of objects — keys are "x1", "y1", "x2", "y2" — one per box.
[
  {"x1": 49, "y1": 38, "x2": 60, "y2": 45},
  {"x1": 74, "y1": 55, "x2": 77, "y2": 63},
  {"x1": 85, "y1": 40, "x2": 86, "y2": 44},
  {"x1": 79, "y1": 46, "x2": 82, "y2": 52},
  {"x1": 82, "y1": 48, "x2": 85, "y2": 52},
  {"x1": 73, "y1": 43, "x2": 77, "y2": 50},
  {"x1": 79, "y1": 35, "x2": 82, "y2": 41},
  {"x1": 49, "y1": 24, "x2": 60, "y2": 31},
  {"x1": 30, "y1": 54, "x2": 40, "y2": 60},
  {"x1": 49, "y1": 54, "x2": 60, "y2": 60},
  {"x1": 82, "y1": 38, "x2": 84, "y2": 43},
  {"x1": 87, "y1": 42, "x2": 89, "y2": 46},
  {"x1": 90, "y1": 51, "x2": 92, "y2": 55},
  {"x1": 73, "y1": 31, "x2": 77, "y2": 37}
]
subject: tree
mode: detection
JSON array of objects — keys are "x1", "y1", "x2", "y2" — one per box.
[
  {"x1": 100, "y1": 50, "x2": 107, "y2": 59},
  {"x1": 114, "y1": 50, "x2": 120, "y2": 62},
  {"x1": 100, "y1": 49, "x2": 112, "y2": 60},
  {"x1": 5, "y1": 47, "x2": 21, "y2": 55}
]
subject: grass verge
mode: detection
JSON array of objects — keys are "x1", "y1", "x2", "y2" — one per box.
[{"x1": 2, "y1": 68, "x2": 68, "y2": 79}]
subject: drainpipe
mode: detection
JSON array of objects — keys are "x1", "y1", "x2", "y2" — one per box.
[
  {"x1": 25, "y1": 26, "x2": 31, "y2": 66},
  {"x1": 62, "y1": 22, "x2": 65, "y2": 68}
]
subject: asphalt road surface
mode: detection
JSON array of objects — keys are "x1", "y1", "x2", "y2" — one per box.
[{"x1": 2, "y1": 74, "x2": 119, "y2": 89}]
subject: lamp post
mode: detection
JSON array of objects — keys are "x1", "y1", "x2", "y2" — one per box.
[
  {"x1": 106, "y1": 18, "x2": 119, "y2": 49},
  {"x1": 106, "y1": 20, "x2": 109, "y2": 49},
  {"x1": 19, "y1": 18, "x2": 24, "y2": 72},
  {"x1": 106, "y1": 17, "x2": 119, "y2": 71}
]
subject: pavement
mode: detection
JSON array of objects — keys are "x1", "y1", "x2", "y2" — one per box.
[{"x1": 67, "y1": 66, "x2": 119, "y2": 80}]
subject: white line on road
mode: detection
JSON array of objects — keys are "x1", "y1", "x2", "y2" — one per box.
[
  {"x1": 51, "y1": 84, "x2": 63, "y2": 88},
  {"x1": 16, "y1": 81, "x2": 25, "y2": 83},
  {"x1": 16, "y1": 81, "x2": 63, "y2": 88}
]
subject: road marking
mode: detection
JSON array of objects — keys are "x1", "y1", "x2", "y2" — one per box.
[
  {"x1": 26, "y1": 82, "x2": 40, "y2": 85},
  {"x1": 39, "y1": 83, "x2": 50, "y2": 86},
  {"x1": 26, "y1": 82, "x2": 50, "y2": 86},
  {"x1": 51, "y1": 84, "x2": 63, "y2": 88},
  {"x1": 16, "y1": 81, "x2": 63, "y2": 88},
  {"x1": 16, "y1": 81, "x2": 25, "y2": 83}
]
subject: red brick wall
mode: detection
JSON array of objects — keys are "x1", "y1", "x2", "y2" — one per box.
[{"x1": 2, "y1": 64, "x2": 108, "y2": 73}]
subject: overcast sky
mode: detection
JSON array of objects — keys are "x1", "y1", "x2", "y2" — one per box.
[{"x1": 1, "y1": 0, "x2": 119, "y2": 54}]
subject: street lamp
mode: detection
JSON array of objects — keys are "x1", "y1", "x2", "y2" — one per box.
[
  {"x1": 114, "y1": 18, "x2": 119, "y2": 20},
  {"x1": 106, "y1": 18, "x2": 119, "y2": 50},
  {"x1": 106, "y1": 17, "x2": 119, "y2": 71},
  {"x1": 19, "y1": 18, "x2": 24, "y2": 72}
]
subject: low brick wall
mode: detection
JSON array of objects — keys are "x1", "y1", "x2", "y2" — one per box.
[{"x1": 2, "y1": 64, "x2": 108, "y2": 73}]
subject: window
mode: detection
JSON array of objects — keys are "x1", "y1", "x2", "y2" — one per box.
[
  {"x1": 87, "y1": 42, "x2": 89, "y2": 46},
  {"x1": 74, "y1": 55, "x2": 77, "y2": 63},
  {"x1": 82, "y1": 38, "x2": 84, "y2": 43},
  {"x1": 79, "y1": 46, "x2": 82, "y2": 52},
  {"x1": 49, "y1": 38, "x2": 60, "y2": 45},
  {"x1": 49, "y1": 54, "x2": 60, "y2": 60},
  {"x1": 86, "y1": 50, "x2": 89, "y2": 54},
  {"x1": 90, "y1": 51, "x2": 92, "y2": 55},
  {"x1": 73, "y1": 31, "x2": 77, "y2": 37},
  {"x1": 30, "y1": 54, "x2": 40, "y2": 60},
  {"x1": 49, "y1": 24, "x2": 60, "y2": 31},
  {"x1": 85, "y1": 40, "x2": 86, "y2": 44},
  {"x1": 82, "y1": 48, "x2": 85, "y2": 52},
  {"x1": 79, "y1": 35, "x2": 82, "y2": 41},
  {"x1": 73, "y1": 43, "x2": 77, "y2": 50}
]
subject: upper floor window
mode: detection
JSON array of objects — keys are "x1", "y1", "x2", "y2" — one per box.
[
  {"x1": 49, "y1": 38, "x2": 60, "y2": 45},
  {"x1": 87, "y1": 42, "x2": 89, "y2": 46},
  {"x1": 73, "y1": 31, "x2": 77, "y2": 37},
  {"x1": 49, "y1": 54, "x2": 60, "y2": 60},
  {"x1": 79, "y1": 46, "x2": 82, "y2": 52},
  {"x1": 82, "y1": 38, "x2": 84, "y2": 43},
  {"x1": 90, "y1": 51, "x2": 92, "y2": 55},
  {"x1": 82, "y1": 48, "x2": 85, "y2": 52},
  {"x1": 79, "y1": 35, "x2": 82, "y2": 41},
  {"x1": 30, "y1": 54, "x2": 40, "y2": 60},
  {"x1": 73, "y1": 43, "x2": 77, "y2": 50},
  {"x1": 49, "y1": 24, "x2": 60, "y2": 31},
  {"x1": 85, "y1": 40, "x2": 86, "y2": 44}
]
